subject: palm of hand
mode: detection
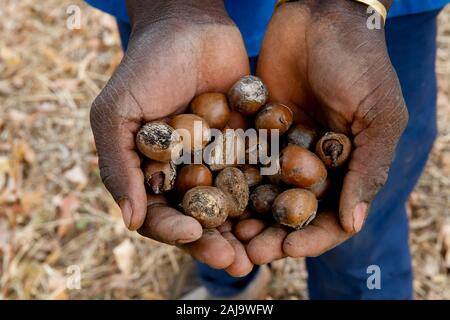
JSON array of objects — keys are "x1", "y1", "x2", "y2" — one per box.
[{"x1": 239, "y1": 3, "x2": 407, "y2": 263}]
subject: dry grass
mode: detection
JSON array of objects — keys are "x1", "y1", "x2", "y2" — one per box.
[{"x1": 0, "y1": 0, "x2": 448, "y2": 300}]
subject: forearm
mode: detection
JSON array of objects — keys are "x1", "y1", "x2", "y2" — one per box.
[{"x1": 125, "y1": 0, "x2": 231, "y2": 28}]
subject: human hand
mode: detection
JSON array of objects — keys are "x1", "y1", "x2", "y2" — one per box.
[
  {"x1": 90, "y1": 0, "x2": 253, "y2": 274},
  {"x1": 240, "y1": 0, "x2": 408, "y2": 263}
]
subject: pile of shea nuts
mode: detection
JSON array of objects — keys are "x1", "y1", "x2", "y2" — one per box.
[{"x1": 135, "y1": 76, "x2": 352, "y2": 230}]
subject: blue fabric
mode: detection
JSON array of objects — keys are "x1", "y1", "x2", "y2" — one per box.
[
  {"x1": 85, "y1": 0, "x2": 449, "y2": 57},
  {"x1": 113, "y1": 8, "x2": 439, "y2": 299}
]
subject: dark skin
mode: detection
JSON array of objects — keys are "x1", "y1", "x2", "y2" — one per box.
[
  {"x1": 90, "y1": 0, "x2": 408, "y2": 275},
  {"x1": 244, "y1": 0, "x2": 408, "y2": 263}
]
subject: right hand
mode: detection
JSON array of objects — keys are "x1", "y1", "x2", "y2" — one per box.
[{"x1": 90, "y1": 0, "x2": 253, "y2": 275}]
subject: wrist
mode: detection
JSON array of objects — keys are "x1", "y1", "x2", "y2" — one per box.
[{"x1": 125, "y1": 0, "x2": 232, "y2": 30}]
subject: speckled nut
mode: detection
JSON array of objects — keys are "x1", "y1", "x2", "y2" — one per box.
[
  {"x1": 182, "y1": 186, "x2": 229, "y2": 228},
  {"x1": 272, "y1": 189, "x2": 318, "y2": 229},
  {"x1": 315, "y1": 132, "x2": 352, "y2": 169},
  {"x1": 208, "y1": 129, "x2": 245, "y2": 171},
  {"x1": 136, "y1": 121, "x2": 183, "y2": 162},
  {"x1": 228, "y1": 75, "x2": 269, "y2": 115},
  {"x1": 215, "y1": 167, "x2": 249, "y2": 217}
]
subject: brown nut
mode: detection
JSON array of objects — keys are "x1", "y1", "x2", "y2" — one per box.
[
  {"x1": 250, "y1": 184, "x2": 282, "y2": 215},
  {"x1": 191, "y1": 93, "x2": 231, "y2": 129},
  {"x1": 175, "y1": 164, "x2": 213, "y2": 197},
  {"x1": 181, "y1": 186, "x2": 229, "y2": 228},
  {"x1": 224, "y1": 111, "x2": 248, "y2": 130},
  {"x1": 228, "y1": 75, "x2": 268, "y2": 115},
  {"x1": 255, "y1": 103, "x2": 293, "y2": 135},
  {"x1": 215, "y1": 167, "x2": 249, "y2": 217},
  {"x1": 272, "y1": 189, "x2": 318, "y2": 229},
  {"x1": 307, "y1": 177, "x2": 332, "y2": 200},
  {"x1": 240, "y1": 165, "x2": 262, "y2": 188},
  {"x1": 286, "y1": 124, "x2": 319, "y2": 150},
  {"x1": 208, "y1": 129, "x2": 246, "y2": 171},
  {"x1": 280, "y1": 144, "x2": 327, "y2": 188},
  {"x1": 136, "y1": 121, "x2": 183, "y2": 162},
  {"x1": 315, "y1": 132, "x2": 352, "y2": 169},
  {"x1": 169, "y1": 114, "x2": 211, "y2": 151},
  {"x1": 143, "y1": 160, "x2": 176, "y2": 194}
]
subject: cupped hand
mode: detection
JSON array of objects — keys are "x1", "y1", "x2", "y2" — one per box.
[
  {"x1": 241, "y1": 0, "x2": 408, "y2": 263},
  {"x1": 90, "y1": 0, "x2": 253, "y2": 274}
]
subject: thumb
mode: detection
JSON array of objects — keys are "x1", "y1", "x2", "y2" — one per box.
[
  {"x1": 90, "y1": 86, "x2": 148, "y2": 231},
  {"x1": 339, "y1": 88, "x2": 409, "y2": 234}
]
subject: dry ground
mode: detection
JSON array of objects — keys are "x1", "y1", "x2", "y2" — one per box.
[{"x1": 0, "y1": 1, "x2": 448, "y2": 299}]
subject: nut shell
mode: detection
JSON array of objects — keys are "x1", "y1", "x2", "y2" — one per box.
[
  {"x1": 215, "y1": 167, "x2": 249, "y2": 217},
  {"x1": 250, "y1": 184, "x2": 282, "y2": 215},
  {"x1": 224, "y1": 111, "x2": 248, "y2": 130},
  {"x1": 136, "y1": 122, "x2": 182, "y2": 162},
  {"x1": 272, "y1": 189, "x2": 318, "y2": 229},
  {"x1": 208, "y1": 129, "x2": 245, "y2": 171},
  {"x1": 191, "y1": 93, "x2": 231, "y2": 129},
  {"x1": 280, "y1": 144, "x2": 327, "y2": 188},
  {"x1": 175, "y1": 164, "x2": 213, "y2": 196},
  {"x1": 286, "y1": 124, "x2": 318, "y2": 150},
  {"x1": 143, "y1": 160, "x2": 176, "y2": 194},
  {"x1": 255, "y1": 103, "x2": 293, "y2": 135},
  {"x1": 182, "y1": 186, "x2": 229, "y2": 228},
  {"x1": 307, "y1": 177, "x2": 332, "y2": 199},
  {"x1": 228, "y1": 75, "x2": 268, "y2": 115},
  {"x1": 240, "y1": 165, "x2": 263, "y2": 188},
  {"x1": 169, "y1": 114, "x2": 211, "y2": 151},
  {"x1": 315, "y1": 132, "x2": 352, "y2": 169}
]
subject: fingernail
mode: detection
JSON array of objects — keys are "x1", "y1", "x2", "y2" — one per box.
[
  {"x1": 353, "y1": 202, "x2": 368, "y2": 233},
  {"x1": 119, "y1": 198, "x2": 132, "y2": 229}
]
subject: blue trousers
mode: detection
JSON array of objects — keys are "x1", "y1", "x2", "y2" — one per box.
[{"x1": 117, "y1": 9, "x2": 439, "y2": 299}]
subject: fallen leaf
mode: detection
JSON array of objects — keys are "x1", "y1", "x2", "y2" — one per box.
[
  {"x1": 57, "y1": 193, "x2": 79, "y2": 238},
  {"x1": 440, "y1": 152, "x2": 450, "y2": 175},
  {"x1": 20, "y1": 188, "x2": 44, "y2": 215},
  {"x1": 48, "y1": 288, "x2": 69, "y2": 300},
  {"x1": 423, "y1": 255, "x2": 440, "y2": 277},
  {"x1": 113, "y1": 239, "x2": 136, "y2": 276},
  {"x1": 64, "y1": 166, "x2": 87, "y2": 190},
  {"x1": 0, "y1": 156, "x2": 10, "y2": 191},
  {"x1": 440, "y1": 222, "x2": 450, "y2": 269},
  {"x1": 0, "y1": 45, "x2": 21, "y2": 67},
  {"x1": 8, "y1": 110, "x2": 28, "y2": 124}
]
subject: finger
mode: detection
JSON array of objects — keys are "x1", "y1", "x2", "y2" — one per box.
[
  {"x1": 182, "y1": 229, "x2": 235, "y2": 269},
  {"x1": 222, "y1": 232, "x2": 254, "y2": 277},
  {"x1": 138, "y1": 196, "x2": 203, "y2": 244},
  {"x1": 90, "y1": 84, "x2": 149, "y2": 231},
  {"x1": 283, "y1": 212, "x2": 350, "y2": 258},
  {"x1": 234, "y1": 219, "x2": 267, "y2": 243},
  {"x1": 340, "y1": 91, "x2": 408, "y2": 233},
  {"x1": 246, "y1": 225, "x2": 287, "y2": 265}
]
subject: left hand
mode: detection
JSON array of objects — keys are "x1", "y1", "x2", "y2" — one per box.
[{"x1": 238, "y1": 0, "x2": 408, "y2": 264}]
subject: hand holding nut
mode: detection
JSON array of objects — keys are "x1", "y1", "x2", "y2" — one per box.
[
  {"x1": 90, "y1": 0, "x2": 255, "y2": 274},
  {"x1": 242, "y1": 0, "x2": 408, "y2": 264}
]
